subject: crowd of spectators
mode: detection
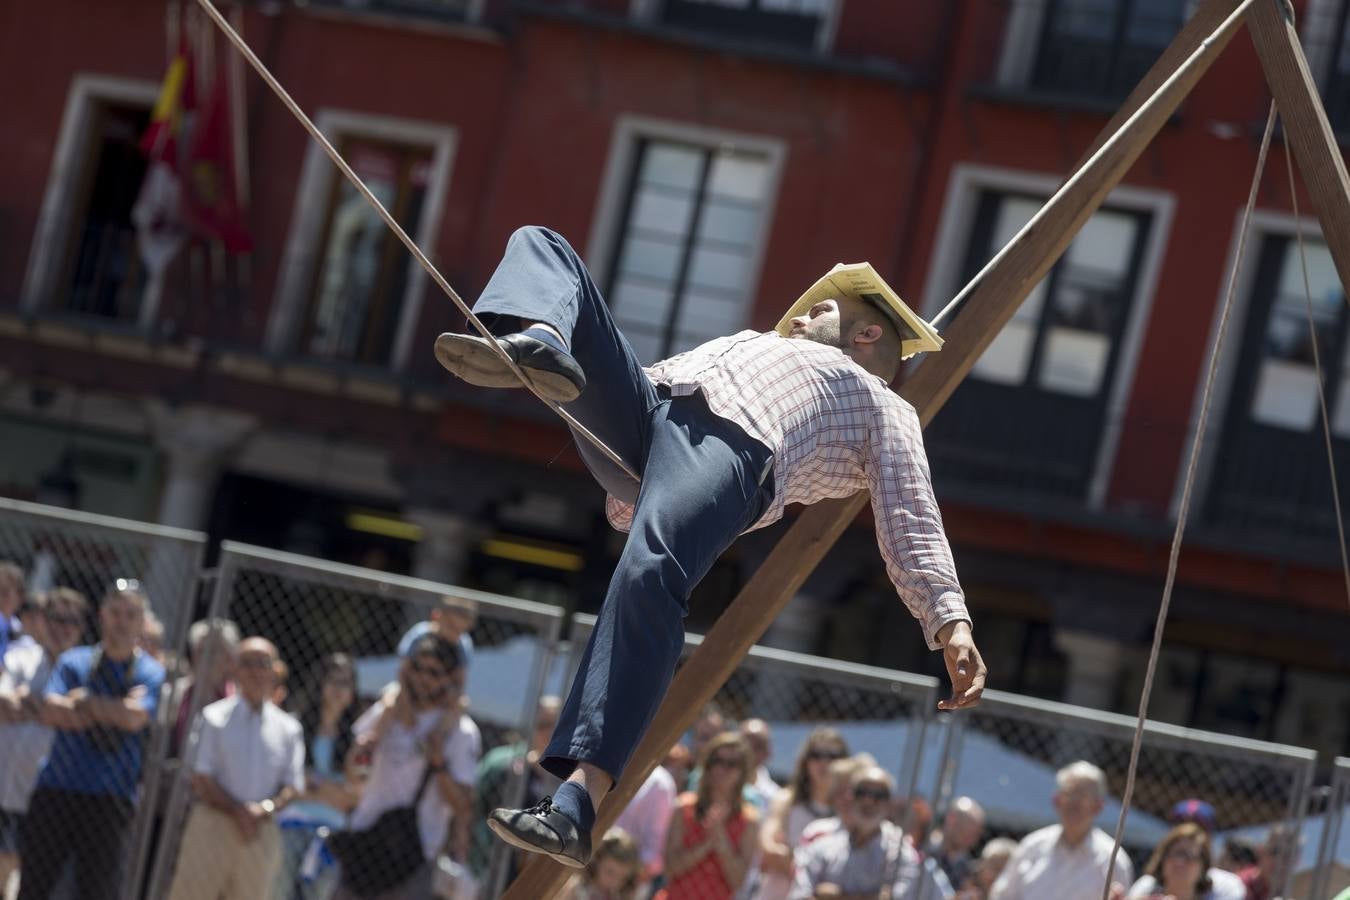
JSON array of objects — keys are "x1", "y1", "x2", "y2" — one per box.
[{"x1": 0, "y1": 558, "x2": 1324, "y2": 900}]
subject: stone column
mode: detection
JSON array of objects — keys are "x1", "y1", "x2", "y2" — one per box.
[
  {"x1": 146, "y1": 402, "x2": 258, "y2": 531},
  {"x1": 1054, "y1": 628, "x2": 1128, "y2": 711},
  {"x1": 144, "y1": 402, "x2": 256, "y2": 637},
  {"x1": 405, "y1": 508, "x2": 479, "y2": 587}
]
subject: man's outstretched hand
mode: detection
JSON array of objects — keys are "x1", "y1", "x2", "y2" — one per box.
[{"x1": 935, "y1": 620, "x2": 986, "y2": 711}]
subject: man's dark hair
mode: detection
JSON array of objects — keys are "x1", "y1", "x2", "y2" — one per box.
[{"x1": 409, "y1": 632, "x2": 464, "y2": 672}]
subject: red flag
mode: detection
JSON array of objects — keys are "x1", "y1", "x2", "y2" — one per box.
[
  {"x1": 139, "y1": 39, "x2": 196, "y2": 165},
  {"x1": 133, "y1": 39, "x2": 196, "y2": 292},
  {"x1": 181, "y1": 64, "x2": 251, "y2": 253}
]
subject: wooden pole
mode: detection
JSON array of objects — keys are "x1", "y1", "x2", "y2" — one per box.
[
  {"x1": 503, "y1": 4, "x2": 1253, "y2": 897},
  {"x1": 1246, "y1": 0, "x2": 1350, "y2": 295}
]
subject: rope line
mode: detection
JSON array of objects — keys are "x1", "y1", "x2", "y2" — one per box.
[
  {"x1": 1100, "y1": 101, "x2": 1279, "y2": 900},
  {"x1": 192, "y1": 0, "x2": 640, "y2": 484},
  {"x1": 1284, "y1": 147, "x2": 1350, "y2": 610}
]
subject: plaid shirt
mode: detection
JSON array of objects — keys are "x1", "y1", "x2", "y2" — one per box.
[{"x1": 605, "y1": 330, "x2": 969, "y2": 649}]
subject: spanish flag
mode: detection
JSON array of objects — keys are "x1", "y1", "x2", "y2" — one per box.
[{"x1": 139, "y1": 39, "x2": 195, "y2": 164}]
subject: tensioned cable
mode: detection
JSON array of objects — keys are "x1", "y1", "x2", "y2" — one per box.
[
  {"x1": 1100, "y1": 101, "x2": 1279, "y2": 900},
  {"x1": 192, "y1": 0, "x2": 640, "y2": 484},
  {"x1": 1283, "y1": 148, "x2": 1350, "y2": 611}
]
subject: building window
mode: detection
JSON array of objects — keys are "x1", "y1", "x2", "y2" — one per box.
[
  {"x1": 61, "y1": 102, "x2": 152, "y2": 322},
  {"x1": 1029, "y1": 0, "x2": 1187, "y2": 100},
  {"x1": 605, "y1": 137, "x2": 774, "y2": 363},
  {"x1": 1310, "y1": 0, "x2": 1350, "y2": 131},
  {"x1": 659, "y1": 0, "x2": 831, "y2": 51},
  {"x1": 268, "y1": 110, "x2": 455, "y2": 371},
  {"x1": 299, "y1": 140, "x2": 431, "y2": 366},
  {"x1": 968, "y1": 192, "x2": 1148, "y2": 397},
  {"x1": 924, "y1": 190, "x2": 1152, "y2": 499},
  {"x1": 1207, "y1": 234, "x2": 1349, "y2": 538},
  {"x1": 1248, "y1": 239, "x2": 1346, "y2": 432},
  {"x1": 308, "y1": 0, "x2": 477, "y2": 22}
]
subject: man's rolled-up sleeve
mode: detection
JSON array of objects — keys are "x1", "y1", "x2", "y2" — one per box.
[{"x1": 864, "y1": 399, "x2": 970, "y2": 650}]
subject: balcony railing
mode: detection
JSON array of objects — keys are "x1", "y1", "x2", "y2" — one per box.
[
  {"x1": 306, "y1": 0, "x2": 475, "y2": 24},
  {"x1": 659, "y1": 0, "x2": 823, "y2": 51}
]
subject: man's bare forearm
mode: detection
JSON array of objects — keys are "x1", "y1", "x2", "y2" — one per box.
[{"x1": 193, "y1": 773, "x2": 244, "y2": 817}]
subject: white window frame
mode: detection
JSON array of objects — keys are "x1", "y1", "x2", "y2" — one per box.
[
  {"x1": 1175, "y1": 210, "x2": 1328, "y2": 520},
  {"x1": 920, "y1": 163, "x2": 1175, "y2": 509},
  {"x1": 266, "y1": 109, "x2": 457, "y2": 371},
  {"x1": 584, "y1": 114, "x2": 787, "y2": 343},
  {"x1": 994, "y1": 0, "x2": 1200, "y2": 90},
  {"x1": 21, "y1": 74, "x2": 160, "y2": 324},
  {"x1": 628, "y1": 0, "x2": 843, "y2": 54}
]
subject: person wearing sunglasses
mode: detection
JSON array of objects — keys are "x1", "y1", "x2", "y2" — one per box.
[
  {"x1": 0, "y1": 588, "x2": 87, "y2": 894},
  {"x1": 19, "y1": 581, "x2": 165, "y2": 900},
  {"x1": 757, "y1": 728, "x2": 848, "y2": 900},
  {"x1": 1132, "y1": 824, "x2": 1214, "y2": 900},
  {"x1": 1126, "y1": 801, "x2": 1244, "y2": 900},
  {"x1": 791, "y1": 766, "x2": 952, "y2": 900},
  {"x1": 336, "y1": 634, "x2": 481, "y2": 899},
  {"x1": 660, "y1": 733, "x2": 760, "y2": 900}
]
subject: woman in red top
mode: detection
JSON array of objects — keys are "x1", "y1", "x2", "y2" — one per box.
[{"x1": 659, "y1": 733, "x2": 760, "y2": 900}]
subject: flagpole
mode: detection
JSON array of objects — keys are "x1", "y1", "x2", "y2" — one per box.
[{"x1": 228, "y1": 1, "x2": 252, "y2": 307}]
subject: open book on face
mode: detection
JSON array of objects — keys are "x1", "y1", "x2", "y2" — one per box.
[{"x1": 773, "y1": 262, "x2": 944, "y2": 361}]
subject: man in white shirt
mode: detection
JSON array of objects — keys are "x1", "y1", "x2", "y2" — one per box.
[
  {"x1": 989, "y1": 761, "x2": 1134, "y2": 900},
  {"x1": 614, "y1": 759, "x2": 677, "y2": 884},
  {"x1": 0, "y1": 588, "x2": 86, "y2": 893},
  {"x1": 167, "y1": 637, "x2": 306, "y2": 900},
  {"x1": 791, "y1": 766, "x2": 952, "y2": 900}
]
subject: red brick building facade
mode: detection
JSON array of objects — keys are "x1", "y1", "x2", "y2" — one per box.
[{"x1": 1, "y1": 0, "x2": 1347, "y2": 763}]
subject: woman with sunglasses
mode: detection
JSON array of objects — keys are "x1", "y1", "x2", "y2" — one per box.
[
  {"x1": 1134, "y1": 824, "x2": 1214, "y2": 900},
  {"x1": 333, "y1": 634, "x2": 481, "y2": 899},
  {"x1": 755, "y1": 727, "x2": 848, "y2": 900},
  {"x1": 659, "y1": 733, "x2": 760, "y2": 900}
]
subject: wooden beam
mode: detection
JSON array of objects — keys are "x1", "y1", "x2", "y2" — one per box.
[
  {"x1": 1246, "y1": 0, "x2": 1350, "y2": 296},
  {"x1": 503, "y1": 5, "x2": 1251, "y2": 898}
]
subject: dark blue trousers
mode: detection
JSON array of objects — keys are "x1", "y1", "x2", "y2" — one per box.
[{"x1": 473, "y1": 226, "x2": 775, "y2": 781}]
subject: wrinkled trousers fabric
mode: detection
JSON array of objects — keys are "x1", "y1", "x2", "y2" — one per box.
[{"x1": 473, "y1": 226, "x2": 774, "y2": 781}]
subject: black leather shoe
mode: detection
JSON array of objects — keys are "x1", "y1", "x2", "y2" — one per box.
[
  {"x1": 434, "y1": 331, "x2": 586, "y2": 403},
  {"x1": 486, "y1": 796, "x2": 592, "y2": 868}
]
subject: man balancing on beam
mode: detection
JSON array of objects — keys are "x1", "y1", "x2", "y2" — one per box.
[{"x1": 434, "y1": 225, "x2": 986, "y2": 868}]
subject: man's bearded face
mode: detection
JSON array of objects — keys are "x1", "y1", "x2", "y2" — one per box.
[{"x1": 786, "y1": 298, "x2": 848, "y2": 349}]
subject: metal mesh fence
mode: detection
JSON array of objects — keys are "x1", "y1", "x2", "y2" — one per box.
[
  {"x1": 143, "y1": 541, "x2": 564, "y2": 900},
  {"x1": 0, "y1": 497, "x2": 205, "y2": 900},
  {"x1": 566, "y1": 613, "x2": 943, "y2": 900},
  {"x1": 0, "y1": 499, "x2": 1341, "y2": 899},
  {"x1": 933, "y1": 688, "x2": 1318, "y2": 896},
  {"x1": 1308, "y1": 757, "x2": 1350, "y2": 899}
]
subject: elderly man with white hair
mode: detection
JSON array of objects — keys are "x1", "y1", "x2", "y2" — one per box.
[
  {"x1": 791, "y1": 765, "x2": 952, "y2": 900},
  {"x1": 989, "y1": 760, "x2": 1133, "y2": 900}
]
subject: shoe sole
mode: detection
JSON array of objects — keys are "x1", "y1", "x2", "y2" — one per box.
[
  {"x1": 434, "y1": 333, "x2": 581, "y2": 403},
  {"x1": 486, "y1": 816, "x2": 588, "y2": 869}
]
